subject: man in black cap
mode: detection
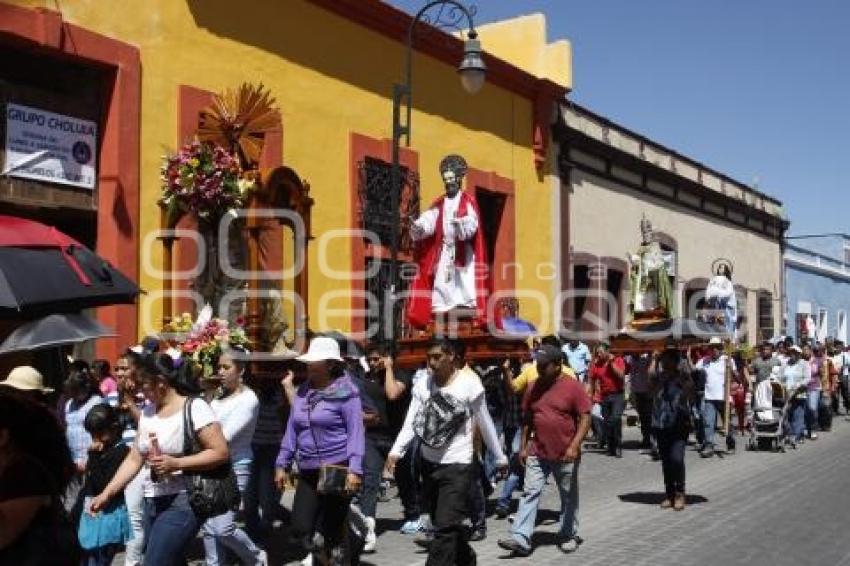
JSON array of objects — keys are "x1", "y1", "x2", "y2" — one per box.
[{"x1": 498, "y1": 344, "x2": 591, "y2": 557}]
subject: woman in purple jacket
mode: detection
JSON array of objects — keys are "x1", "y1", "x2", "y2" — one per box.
[{"x1": 275, "y1": 336, "x2": 365, "y2": 564}]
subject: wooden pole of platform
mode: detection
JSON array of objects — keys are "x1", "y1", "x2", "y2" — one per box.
[
  {"x1": 723, "y1": 348, "x2": 733, "y2": 438},
  {"x1": 159, "y1": 207, "x2": 176, "y2": 327}
]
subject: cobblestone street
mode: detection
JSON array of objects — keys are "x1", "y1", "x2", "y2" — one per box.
[
  {"x1": 135, "y1": 417, "x2": 849, "y2": 566},
  {"x1": 345, "y1": 420, "x2": 850, "y2": 566}
]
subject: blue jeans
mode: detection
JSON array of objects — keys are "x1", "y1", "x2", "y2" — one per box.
[
  {"x1": 142, "y1": 492, "x2": 201, "y2": 566},
  {"x1": 244, "y1": 444, "x2": 283, "y2": 541},
  {"x1": 806, "y1": 390, "x2": 821, "y2": 435},
  {"x1": 497, "y1": 428, "x2": 523, "y2": 509},
  {"x1": 483, "y1": 420, "x2": 505, "y2": 482},
  {"x1": 788, "y1": 398, "x2": 806, "y2": 441},
  {"x1": 701, "y1": 399, "x2": 723, "y2": 449},
  {"x1": 201, "y1": 462, "x2": 263, "y2": 566},
  {"x1": 692, "y1": 393, "x2": 705, "y2": 446},
  {"x1": 509, "y1": 456, "x2": 578, "y2": 551},
  {"x1": 601, "y1": 393, "x2": 625, "y2": 452},
  {"x1": 702, "y1": 399, "x2": 737, "y2": 450},
  {"x1": 358, "y1": 434, "x2": 393, "y2": 518}
]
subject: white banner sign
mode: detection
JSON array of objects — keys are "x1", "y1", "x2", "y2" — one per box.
[{"x1": 3, "y1": 103, "x2": 97, "y2": 189}]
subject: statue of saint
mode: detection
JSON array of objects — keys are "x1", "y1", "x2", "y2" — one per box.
[
  {"x1": 705, "y1": 260, "x2": 737, "y2": 339},
  {"x1": 628, "y1": 216, "x2": 675, "y2": 320},
  {"x1": 406, "y1": 155, "x2": 491, "y2": 328}
]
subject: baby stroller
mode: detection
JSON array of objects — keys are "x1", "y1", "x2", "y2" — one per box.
[{"x1": 746, "y1": 380, "x2": 787, "y2": 452}]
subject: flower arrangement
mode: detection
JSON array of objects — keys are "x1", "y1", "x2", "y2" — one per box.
[
  {"x1": 162, "y1": 312, "x2": 194, "y2": 335},
  {"x1": 164, "y1": 310, "x2": 250, "y2": 377},
  {"x1": 159, "y1": 140, "x2": 256, "y2": 222}
]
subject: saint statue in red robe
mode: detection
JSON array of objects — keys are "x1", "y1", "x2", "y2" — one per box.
[{"x1": 406, "y1": 155, "x2": 494, "y2": 329}]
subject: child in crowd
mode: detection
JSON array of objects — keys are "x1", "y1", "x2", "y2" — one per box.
[
  {"x1": 93, "y1": 359, "x2": 118, "y2": 397},
  {"x1": 78, "y1": 404, "x2": 132, "y2": 566}
]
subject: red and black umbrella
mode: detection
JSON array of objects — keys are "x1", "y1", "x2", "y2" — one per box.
[{"x1": 0, "y1": 215, "x2": 140, "y2": 318}]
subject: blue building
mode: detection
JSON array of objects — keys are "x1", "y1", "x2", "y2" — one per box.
[{"x1": 784, "y1": 235, "x2": 850, "y2": 344}]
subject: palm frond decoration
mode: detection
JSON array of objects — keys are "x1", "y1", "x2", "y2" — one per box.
[{"x1": 198, "y1": 83, "x2": 279, "y2": 167}]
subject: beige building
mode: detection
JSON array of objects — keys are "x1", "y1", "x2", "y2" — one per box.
[{"x1": 553, "y1": 102, "x2": 789, "y2": 343}]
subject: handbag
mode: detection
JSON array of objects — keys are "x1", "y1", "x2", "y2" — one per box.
[
  {"x1": 412, "y1": 378, "x2": 469, "y2": 449},
  {"x1": 306, "y1": 401, "x2": 349, "y2": 496},
  {"x1": 182, "y1": 398, "x2": 241, "y2": 519}
]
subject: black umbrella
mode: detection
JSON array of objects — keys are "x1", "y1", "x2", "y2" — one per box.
[
  {"x1": 0, "y1": 215, "x2": 140, "y2": 318},
  {"x1": 0, "y1": 312, "x2": 116, "y2": 354}
]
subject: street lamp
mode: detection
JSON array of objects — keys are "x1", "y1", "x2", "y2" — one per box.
[{"x1": 385, "y1": 1, "x2": 486, "y2": 344}]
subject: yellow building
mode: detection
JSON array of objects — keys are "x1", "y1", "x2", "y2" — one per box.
[{"x1": 0, "y1": 0, "x2": 571, "y2": 356}]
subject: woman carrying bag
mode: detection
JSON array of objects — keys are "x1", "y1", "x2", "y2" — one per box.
[
  {"x1": 89, "y1": 354, "x2": 230, "y2": 566},
  {"x1": 650, "y1": 345, "x2": 695, "y2": 511},
  {"x1": 275, "y1": 336, "x2": 366, "y2": 565}
]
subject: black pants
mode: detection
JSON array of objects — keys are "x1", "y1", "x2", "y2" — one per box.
[
  {"x1": 291, "y1": 468, "x2": 351, "y2": 564},
  {"x1": 466, "y1": 457, "x2": 486, "y2": 532},
  {"x1": 421, "y1": 459, "x2": 476, "y2": 566},
  {"x1": 633, "y1": 391, "x2": 654, "y2": 445},
  {"x1": 656, "y1": 428, "x2": 687, "y2": 498},
  {"x1": 601, "y1": 393, "x2": 625, "y2": 453},
  {"x1": 395, "y1": 439, "x2": 422, "y2": 521}
]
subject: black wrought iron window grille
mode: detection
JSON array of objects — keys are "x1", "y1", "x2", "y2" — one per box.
[{"x1": 357, "y1": 157, "x2": 420, "y2": 252}]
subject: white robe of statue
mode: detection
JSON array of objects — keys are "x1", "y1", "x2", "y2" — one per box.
[{"x1": 411, "y1": 192, "x2": 479, "y2": 312}]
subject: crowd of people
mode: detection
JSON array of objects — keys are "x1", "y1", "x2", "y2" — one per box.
[{"x1": 1, "y1": 330, "x2": 848, "y2": 565}]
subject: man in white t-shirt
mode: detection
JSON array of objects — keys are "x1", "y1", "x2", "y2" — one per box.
[
  {"x1": 387, "y1": 339, "x2": 507, "y2": 565},
  {"x1": 695, "y1": 337, "x2": 736, "y2": 458}
]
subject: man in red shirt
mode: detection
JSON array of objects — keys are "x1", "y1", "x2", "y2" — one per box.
[
  {"x1": 589, "y1": 343, "x2": 627, "y2": 458},
  {"x1": 497, "y1": 345, "x2": 591, "y2": 557}
]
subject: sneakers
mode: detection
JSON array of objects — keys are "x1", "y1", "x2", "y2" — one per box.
[
  {"x1": 810, "y1": 433, "x2": 818, "y2": 440},
  {"x1": 507, "y1": 513, "x2": 516, "y2": 524},
  {"x1": 497, "y1": 538, "x2": 532, "y2": 557},
  {"x1": 557, "y1": 536, "x2": 582, "y2": 553},
  {"x1": 363, "y1": 517, "x2": 377, "y2": 553},
  {"x1": 494, "y1": 504, "x2": 510, "y2": 519},
  {"x1": 673, "y1": 493, "x2": 686, "y2": 511},
  {"x1": 699, "y1": 447, "x2": 715, "y2": 458},
  {"x1": 400, "y1": 515, "x2": 428, "y2": 535}
]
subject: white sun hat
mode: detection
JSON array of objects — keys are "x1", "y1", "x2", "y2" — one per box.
[
  {"x1": 3, "y1": 365, "x2": 53, "y2": 393},
  {"x1": 296, "y1": 336, "x2": 343, "y2": 363}
]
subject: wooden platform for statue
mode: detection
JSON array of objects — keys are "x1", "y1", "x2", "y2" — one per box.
[
  {"x1": 629, "y1": 308, "x2": 667, "y2": 328},
  {"x1": 395, "y1": 310, "x2": 530, "y2": 369},
  {"x1": 609, "y1": 317, "x2": 724, "y2": 354}
]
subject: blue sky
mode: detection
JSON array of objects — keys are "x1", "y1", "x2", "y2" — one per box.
[{"x1": 388, "y1": 0, "x2": 849, "y2": 236}]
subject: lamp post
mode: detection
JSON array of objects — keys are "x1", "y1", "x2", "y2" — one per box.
[{"x1": 385, "y1": 0, "x2": 486, "y2": 344}]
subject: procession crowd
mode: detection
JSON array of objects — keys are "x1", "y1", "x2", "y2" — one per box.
[{"x1": 1, "y1": 331, "x2": 848, "y2": 566}]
